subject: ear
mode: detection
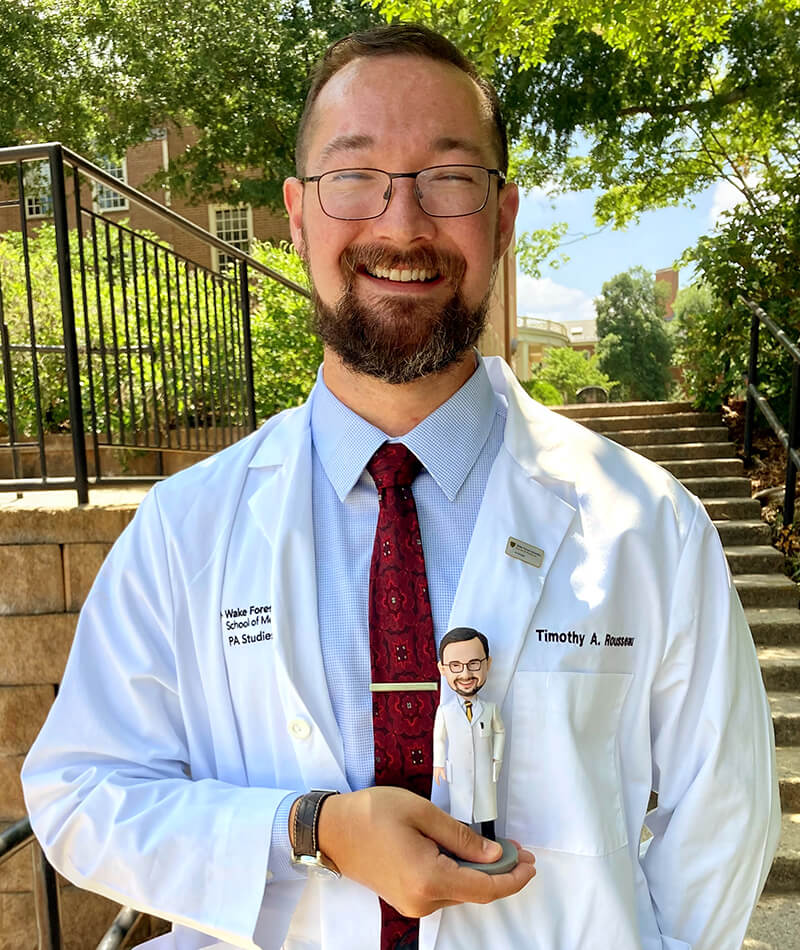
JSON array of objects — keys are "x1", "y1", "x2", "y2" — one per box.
[
  {"x1": 486, "y1": 656, "x2": 492, "y2": 674},
  {"x1": 496, "y1": 181, "x2": 519, "y2": 259},
  {"x1": 283, "y1": 177, "x2": 306, "y2": 258},
  {"x1": 437, "y1": 662, "x2": 447, "y2": 678}
]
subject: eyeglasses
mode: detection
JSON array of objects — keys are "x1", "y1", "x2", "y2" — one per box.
[
  {"x1": 442, "y1": 657, "x2": 488, "y2": 674},
  {"x1": 300, "y1": 165, "x2": 505, "y2": 221}
]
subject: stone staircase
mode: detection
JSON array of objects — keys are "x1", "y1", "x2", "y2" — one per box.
[{"x1": 555, "y1": 400, "x2": 800, "y2": 948}]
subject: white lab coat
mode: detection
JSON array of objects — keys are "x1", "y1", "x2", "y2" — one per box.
[
  {"x1": 432, "y1": 697, "x2": 504, "y2": 823},
  {"x1": 22, "y1": 357, "x2": 780, "y2": 950}
]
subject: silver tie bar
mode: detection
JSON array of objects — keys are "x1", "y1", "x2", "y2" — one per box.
[{"x1": 369, "y1": 682, "x2": 439, "y2": 693}]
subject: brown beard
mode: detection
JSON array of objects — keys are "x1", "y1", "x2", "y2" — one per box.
[{"x1": 310, "y1": 242, "x2": 493, "y2": 384}]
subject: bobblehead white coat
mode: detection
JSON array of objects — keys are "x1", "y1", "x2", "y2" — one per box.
[
  {"x1": 433, "y1": 631, "x2": 505, "y2": 826},
  {"x1": 22, "y1": 358, "x2": 780, "y2": 950}
]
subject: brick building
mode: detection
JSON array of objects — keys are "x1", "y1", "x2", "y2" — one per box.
[{"x1": 0, "y1": 127, "x2": 291, "y2": 269}]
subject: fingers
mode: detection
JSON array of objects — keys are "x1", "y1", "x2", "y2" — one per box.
[
  {"x1": 419, "y1": 807, "x2": 502, "y2": 865},
  {"x1": 428, "y1": 843, "x2": 535, "y2": 908}
]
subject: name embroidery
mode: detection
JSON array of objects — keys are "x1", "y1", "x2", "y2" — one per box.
[
  {"x1": 221, "y1": 603, "x2": 273, "y2": 645},
  {"x1": 536, "y1": 628, "x2": 635, "y2": 648}
]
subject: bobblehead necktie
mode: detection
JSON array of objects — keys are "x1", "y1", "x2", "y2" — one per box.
[
  {"x1": 367, "y1": 442, "x2": 440, "y2": 950},
  {"x1": 464, "y1": 700, "x2": 473, "y2": 723}
]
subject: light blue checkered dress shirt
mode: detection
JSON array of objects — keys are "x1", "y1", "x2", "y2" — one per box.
[{"x1": 265, "y1": 355, "x2": 506, "y2": 882}]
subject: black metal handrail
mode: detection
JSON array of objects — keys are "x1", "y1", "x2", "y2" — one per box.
[
  {"x1": 0, "y1": 815, "x2": 147, "y2": 949},
  {"x1": 0, "y1": 142, "x2": 311, "y2": 503},
  {"x1": 0, "y1": 143, "x2": 310, "y2": 298},
  {"x1": 742, "y1": 296, "x2": 800, "y2": 526}
]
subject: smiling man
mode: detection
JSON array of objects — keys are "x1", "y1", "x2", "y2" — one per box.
[{"x1": 23, "y1": 22, "x2": 779, "y2": 950}]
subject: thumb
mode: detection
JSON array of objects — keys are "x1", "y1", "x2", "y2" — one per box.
[{"x1": 422, "y1": 807, "x2": 503, "y2": 864}]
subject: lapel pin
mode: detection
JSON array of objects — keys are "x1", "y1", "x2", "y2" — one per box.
[{"x1": 505, "y1": 536, "x2": 545, "y2": 568}]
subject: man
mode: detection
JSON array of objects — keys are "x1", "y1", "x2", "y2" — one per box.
[
  {"x1": 22, "y1": 22, "x2": 779, "y2": 950},
  {"x1": 433, "y1": 628, "x2": 504, "y2": 842}
]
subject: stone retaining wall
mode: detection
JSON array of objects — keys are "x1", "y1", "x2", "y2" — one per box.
[{"x1": 0, "y1": 501, "x2": 169, "y2": 948}]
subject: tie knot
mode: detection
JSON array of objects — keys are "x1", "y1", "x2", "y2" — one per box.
[{"x1": 367, "y1": 443, "x2": 421, "y2": 490}]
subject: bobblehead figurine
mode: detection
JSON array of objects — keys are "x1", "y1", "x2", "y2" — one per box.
[{"x1": 433, "y1": 627, "x2": 518, "y2": 873}]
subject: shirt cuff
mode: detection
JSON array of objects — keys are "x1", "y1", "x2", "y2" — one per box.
[{"x1": 267, "y1": 791, "x2": 304, "y2": 883}]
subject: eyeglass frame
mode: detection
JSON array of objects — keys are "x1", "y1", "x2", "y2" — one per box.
[
  {"x1": 441, "y1": 657, "x2": 488, "y2": 674},
  {"x1": 299, "y1": 164, "x2": 506, "y2": 221}
]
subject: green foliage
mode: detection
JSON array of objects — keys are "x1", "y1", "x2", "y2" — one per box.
[
  {"x1": 2, "y1": 0, "x2": 382, "y2": 207},
  {"x1": 515, "y1": 222, "x2": 569, "y2": 279},
  {"x1": 535, "y1": 346, "x2": 615, "y2": 405},
  {"x1": 520, "y1": 377, "x2": 563, "y2": 406},
  {"x1": 672, "y1": 282, "x2": 740, "y2": 410},
  {"x1": 595, "y1": 268, "x2": 674, "y2": 401},
  {"x1": 249, "y1": 242, "x2": 321, "y2": 421}
]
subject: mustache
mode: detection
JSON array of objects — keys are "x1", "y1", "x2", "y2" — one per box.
[{"x1": 340, "y1": 243, "x2": 467, "y2": 284}]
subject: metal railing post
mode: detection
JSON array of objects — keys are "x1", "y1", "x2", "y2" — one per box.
[
  {"x1": 784, "y1": 360, "x2": 799, "y2": 527},
  {"x1": 744, "y1": 308, "x2": 759, "y2": 467},
  {"x1": 239, "y1": 260, "x2": 257, "y2": 432},
  {"x1": 48, "y1": 144, "x2": 89, "y2": 503},
  {"x1": 31, "y1": 839, "x2": 62, "y2": 950}
]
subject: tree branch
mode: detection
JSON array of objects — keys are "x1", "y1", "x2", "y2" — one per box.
[{"x1": 618, "y1": 85, "x2": 749, "y2": 118}]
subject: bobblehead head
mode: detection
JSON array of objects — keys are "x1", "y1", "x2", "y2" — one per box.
[{"x1": 438, "y1": 627, "x2": 492, "y2": 698}]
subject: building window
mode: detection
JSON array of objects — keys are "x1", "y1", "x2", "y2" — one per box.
[
  {"x1": 24, "y1": 162, "x2": 52, "y2": 218},
  {"x1": 95, "y1": 158, "x2": 129, "y2": 212},
  {"x1": 210, "y1": 205, "x2": 252, "y2": 272}
]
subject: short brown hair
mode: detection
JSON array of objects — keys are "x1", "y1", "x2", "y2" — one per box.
[
  {"x1": 439, "y1": 627, "x2": 490, "y2": 662},
  {"x1": 295, "y1": 23, "x2": 508, "y2": 176}
]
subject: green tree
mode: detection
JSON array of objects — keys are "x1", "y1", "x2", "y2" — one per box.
[
  {"x1": 536, "y1": 346, "x2": 614, "y2": 405},
  {"x1": 375, "y1": 0, "x2": 800, "y2": 287},
  {"x1": 2, "y1": 0, "x2": 381, "y2": 207},
  {"x1": 249, "y1": 241, "x2": 321, "y2": 420},
  {"x1": 594, "y1": 268, "x2": 673, "y2": 401}
]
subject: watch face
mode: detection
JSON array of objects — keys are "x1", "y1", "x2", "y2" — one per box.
[{"x1": 292, "y1": 853, "x2": 341, "y2": 879}]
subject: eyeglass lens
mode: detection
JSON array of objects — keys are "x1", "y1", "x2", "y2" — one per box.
[
  {"x1": 318, "y1": 166, "x2": 491, "y2": 220},
  {"x1": 446, "y1": 658, "x2": 486, "y2": 673}
]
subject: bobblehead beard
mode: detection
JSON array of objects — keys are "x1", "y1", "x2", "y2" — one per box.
[{"x1": 308, "y1": 240, "x2": 495, "y2": 384}]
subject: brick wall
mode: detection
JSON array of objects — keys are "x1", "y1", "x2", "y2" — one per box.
[
  {"x1": 0, "y1": 501, "x2": 170, "y2": 948},
  {"x1": 0, "y1": 128, "x2": 291, "y2": 266}
]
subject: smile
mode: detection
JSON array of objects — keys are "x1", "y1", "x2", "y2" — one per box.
[{"x1": 364, "y1": 265, "x2": 440, "y2": 283}]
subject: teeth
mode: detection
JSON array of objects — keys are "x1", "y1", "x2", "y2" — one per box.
[{"x1": 367, "y1": 266, "x2": 438, "y2": 282}]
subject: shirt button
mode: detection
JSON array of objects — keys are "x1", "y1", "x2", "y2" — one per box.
[{"x1": 288, "y1": 717, "x2": 312, "y2": 740}]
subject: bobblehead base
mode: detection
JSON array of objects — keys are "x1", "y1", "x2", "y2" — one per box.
[{"x1": 442, "y1": 837, "x2": 519, "y2": 875}]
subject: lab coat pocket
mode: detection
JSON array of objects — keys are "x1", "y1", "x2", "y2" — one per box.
[{"x1": 507, "y1": 670, "x2": 632, "y2": 856}]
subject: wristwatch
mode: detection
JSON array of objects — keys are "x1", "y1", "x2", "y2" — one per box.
[{"x1": 290, "y1": 789, "x2": 341, "y2": 878}]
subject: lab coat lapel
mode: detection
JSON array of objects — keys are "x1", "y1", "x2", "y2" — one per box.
[
  {"x1": 448, "y1": 359, "x2": 577, "y2": 714},
  {"x1": 247, "y1": 406, "x2": 346, "y2": 788}
]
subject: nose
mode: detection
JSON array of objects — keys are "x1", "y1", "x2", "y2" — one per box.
[{"x1": 372, "y1": 177, "x2": 437, "y2": 245}]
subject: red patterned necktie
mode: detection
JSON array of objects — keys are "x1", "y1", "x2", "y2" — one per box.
[{"x1": 367, "y1": 442, "x2": 440, "y2": 950}]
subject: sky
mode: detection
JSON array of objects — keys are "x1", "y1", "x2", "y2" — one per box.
[{"x1": 514, "y1": 178, "x2": 745, "y2": 324}]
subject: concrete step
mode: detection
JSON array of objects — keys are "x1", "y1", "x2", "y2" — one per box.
[
  {"x1": 748, "y1": 609, "x2": 800, "y2": 646},
  {"x1": 736, "y1": 576, "x2": 799, "y2": 609},
  {"x1": 705, "y1": 497, "x2": 763, "y2": 520},
  {"x1": 634, "y1": 442, "x2": 738, "y2": 461},
  {"x1": 555, "y1": 401, "x2": 695, "y2": 420},
  {"x1": 726, "y1": 546, "x2": 787, "y2": 575},
  {"x1": 745, "y1": 892, "x2": 800, "y2": 947},
  {"x1": 681, "y1": 476, "x2": 753, "y2": 499},
  {"x1": 777, "y1": 747, "x2": 800, "y2": 812},
  {"x1": 770, "y1": 692, "x2": 800, "y2": 746},
  {"x1": 716, "y1": 521, "x2": 773, "y2": 546},
  {"x1": 582, "y1": 412, "x2": 721, "y2": 433},
  {"x1": 765, "y1": 811, "x2": 800, "y2": 892},
  {"x1": 661, "y1": 457, "x2": 745, "y2": 478},
  {"x1": 607, "y1": 426, "x2": 730, "y2": 447},
  {"x1": 759, "y1": 648, "x2": 800, "y2": 692}
]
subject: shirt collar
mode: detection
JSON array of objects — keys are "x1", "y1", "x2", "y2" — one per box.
[{"x1": 310, "y1": 353, "x2": 499, "y2": 502}]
